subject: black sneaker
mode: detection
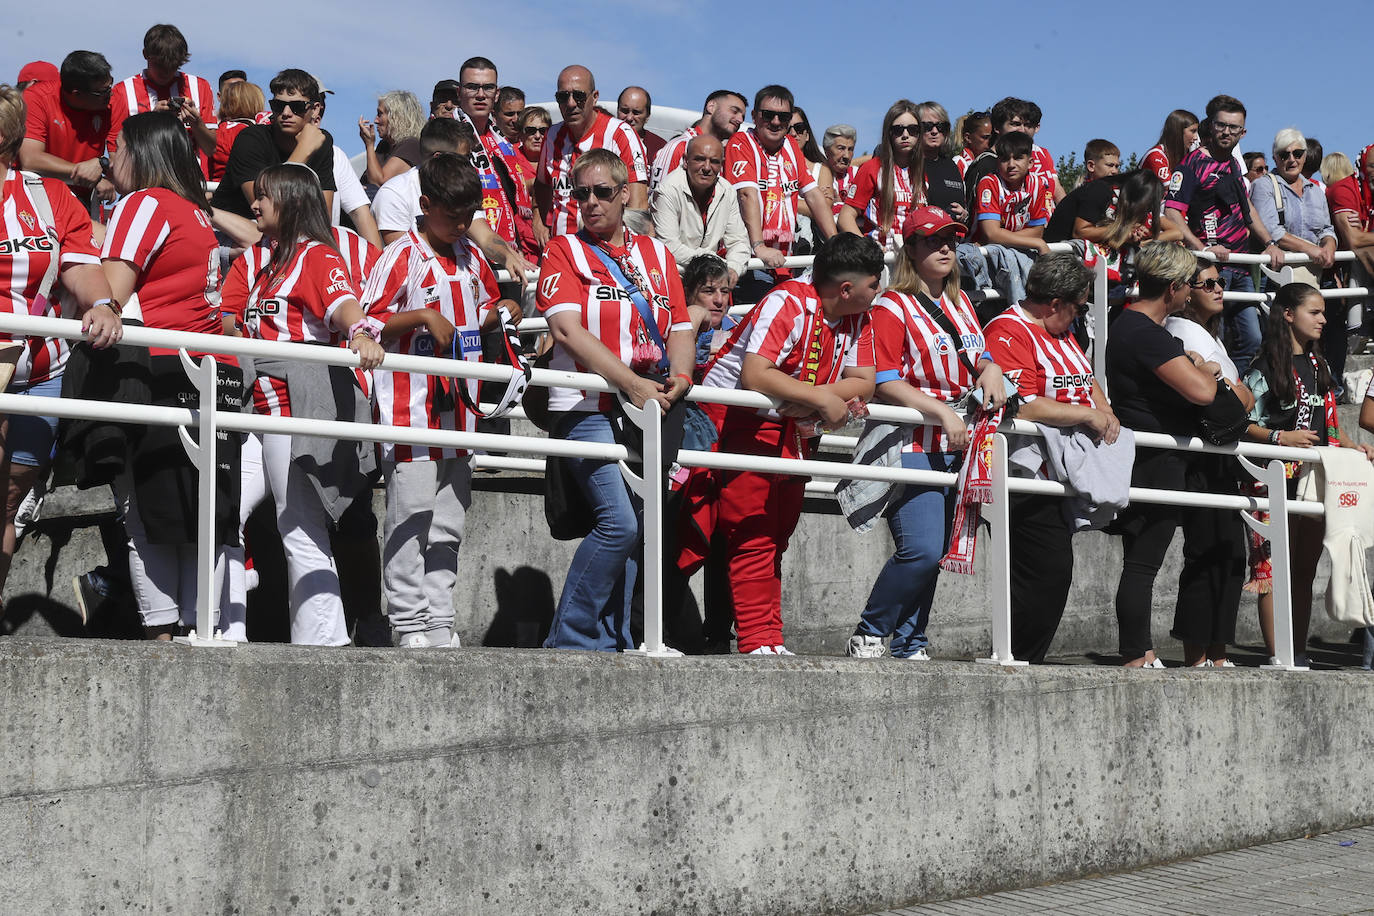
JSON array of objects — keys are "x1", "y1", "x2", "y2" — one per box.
[{"x1": 71, "y1": 572, "x2": 111, "y2": 626}]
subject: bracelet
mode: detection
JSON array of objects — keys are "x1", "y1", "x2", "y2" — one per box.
[
  {"x1": 348, "y1": 316, "x2": 384, "y2": 342},
  {"x1": 674, "y1": 372, "x2": 693, "y2": 388},
  {"x1": 1269, "y1": 429, "x2": 1281, "y2": 445},
  {"x1": 978, "y1": 350, "x2": 994, "y2": 364},
  {"x1": 750, "y1": 240, "x2": 767, "y2": 251}
]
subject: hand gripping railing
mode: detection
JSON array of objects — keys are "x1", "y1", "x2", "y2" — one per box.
[{"x1": 0, "y1": 311, "x2": 1333, "y2": 666}]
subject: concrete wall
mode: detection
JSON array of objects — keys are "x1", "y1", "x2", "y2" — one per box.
[{"x1": 0, "y1": 640, "x2": 1370, "y2": 915}]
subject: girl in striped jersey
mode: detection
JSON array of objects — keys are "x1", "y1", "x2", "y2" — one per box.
[
  {"x1": 231, "y1": 165, "x2": 384, "y2": 646},
  {"x1": 848, "y1": 207, "x2": 1006, "y2": 660},
  {"x1": 0, "y1": 86, "x2": 122, "y2": 618},
  {"x1": 101, "y1": 111, "x2": 237, "y2": 639}
]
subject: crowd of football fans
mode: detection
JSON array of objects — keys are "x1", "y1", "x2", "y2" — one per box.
[{"x1": 3, "y1": 23, "x2": 1373, "y2": 669}]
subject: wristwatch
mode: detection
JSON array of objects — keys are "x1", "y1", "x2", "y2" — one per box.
[
  {"x1": 92, "y1": 297, "x2": 121, "y2": 316},
  {"x1": 98, "y1": 155, "x2": 110, "y2": 174}
]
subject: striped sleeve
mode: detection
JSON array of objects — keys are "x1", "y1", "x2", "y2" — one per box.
[
  {"x1": 360, "y1": 242, "x2": 412, "y2": 320},
  {"x1": 747, "y1": 292, "x2": 803, "y2": 364},
  {"x1": 100, "y1": 191, "x2": 170, "y2": 272}
]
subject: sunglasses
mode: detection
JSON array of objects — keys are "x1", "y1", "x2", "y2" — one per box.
[
  {"x1": 889, "y1": 123, "x2": 922, "y2": 138},
  {"x1": 788, "y1": 123, "x2": 810, "y2": 135},
  {"x1": 75, "y1": 83, "x2": 113, "y2": 99},
  {"x1": 269, "y1": 98, "x2": 312, "y2": 116},
  {"x1": 570, "y1": 183, "x2": 623, "y2": 202},
  {"x1": 915, "y1": 232, "x2": 959, "y2": 248},
  {"x1": 523, "y1": 125, "x2": 549, "y2": 136},
  {"x1": 461, "y1": 82, "x2": 498, "y2": 95},
  {"x1": 756, "y1": 109, "x2": 792, "y2": 124},
  {"x1": 1190, "y1": 278, "x2": 1224, "y2": 291},
  {"x1": 920, "y1": 120, "x2": 951, "y2": 134},
  {"x1": 554, "y1": 89, "x2": 588, "y2": 106},
  {"x1": 1278, "y1": 148, "x2": 1307, "y2": 161}
]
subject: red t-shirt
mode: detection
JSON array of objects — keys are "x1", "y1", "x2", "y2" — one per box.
[
  {"x1": 1142, "y1": 145, "x2": 1172, "y2": 183},
  {"x1": 101, "y1": 188, "x2": 222, "y2": 356},
  {"x1": 22, "y1": 82, "x2": 111, "y2": 201},
  {"x1": 209, "y1": 120, "x2": 252, "y2": 183},
  {"x1": 1326, "y1": 174, "x2": 1369, "y2": 236}
]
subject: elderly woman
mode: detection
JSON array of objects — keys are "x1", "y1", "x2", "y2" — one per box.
[
  {"x1": 818, "y1": 124, "x2": 856, "y2": 218},
  {"x1": 1250, "y1": 128, "x2": 1341, "y2": 382},
  {"x1": 359, "y1": 89, "x2": 425, "y2": 186},
  {"x1": 514, "y1": 106, "x2": 552, "y2": 191}
]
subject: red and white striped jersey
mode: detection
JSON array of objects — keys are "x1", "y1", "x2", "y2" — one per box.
[
  {"x1": 455, "y1": 110, "x2": 535, "y2": 254},
  {"x1": 537, "y1": 229, "x2": 690, "y2": 413},
  {"x1": 724, "y1": 129, "x2": 817, "y2": 256},
  {"x1": 984, "y1": 303, "x2": 1095, "y2": 407},
  {"x1": 241, "y1": 241, "x2": 358, "y2": 346},
  {"x1": 975, "y1": 172, "x2": 1051, "y2": 232},
  {"x1": 863, "y1": 289, "x2": 984, "y2": 453},
  {"x1": 702, "y1": 278, "x2": 873, "y2": 421},
  {"x1": 537, "y1": 111, "x2": 648, "y2": 237},
  {"x1": 843, "y1": 157, "x2": 919, "y2": 250},
  {"x1": 109, "y1": 70, "x2": 216, "y2": 173},
  {"x1": 650, "y1": 125, "x2": 700, "y2": 191},
  {"x1": 102, "y1": 188, "x2": 221, "y2": 356},
  {"x1": 954, "y1": 150, "x2": 974, "y2": 178},
  {"x1": 0, "y1": 171, "x2": 99, "y2": 386},
  {"x1": 830, "y1": 166, "x2": 853, "y2": 218},
  {"x1": 362, "y1": 230, "x2": 499, "y2": 462},
  {"x1": 1142, "y1": 145, "x2": 1171, "y2": 183},
  {"x1": 220, "y1": 227, "x2": 376, "y2": 329},
  {"x1": 1030, "y1": 144, "x2": 1057, "y2": 193},
  {"x1": 209, "y1": 119, "x2": 252, "y2": 183}
]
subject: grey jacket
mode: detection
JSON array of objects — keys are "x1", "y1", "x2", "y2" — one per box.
[{"x1": 650, "y1": 169, "x2": 750, "y2": 278}]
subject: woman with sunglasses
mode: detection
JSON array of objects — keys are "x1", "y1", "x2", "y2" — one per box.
[
  {"x1": 1142, "y1": 109, "x2": 1199, "y2": 184},
  {"x1": 790, "y1": 108, "x2": 825, "y2": 254},
  {"x1": 1105, "y1": 242, "x2": 1228, "y2": 668},
  {"x1": 514, "y1": 107, "x2": 551, "y2": 192},
  {"x1": 536, "y1": 148, "x2": 694, "y2": 652},
  {"x1": 839, "y1": 100, "x2": 926, "y2": 252},
  {"x1": 847, "y1": 206, "x2": 1004, "y2": 660},
  {"x1": 100, "y1": 110, "x2": 236, "y2": 639},
  {"x1": 912, "y1": 102, "x2": 969, "y2": 227},
  {"x1": 1164, "y1": 259, "x2": 1253, "y2": 666},
  {"x1": 231, "y1": 163, "x2": 384, "y2": 646}
]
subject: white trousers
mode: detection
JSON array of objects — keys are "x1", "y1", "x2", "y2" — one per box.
[
  {"x1": 116, "y1": 473, "x2": 229, "y2": 631},
  {"x1": 383, "y1": 457, "x2": 471, "y2": 639},
  {"x1": 225, "y1": 432, "x2": 349, "y2": 646}
]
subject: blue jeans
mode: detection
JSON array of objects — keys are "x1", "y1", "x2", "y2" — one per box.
[
  {"x1": 855, "y1": 451, "x2": 958, "y2": 657},
  {"x1": 981, "y1": 244, "x2": 1035, "y2": 307},
  {"x1": 543, "y1": 412, "x2": 642, "y2": 651},
  {"x1": 1219, "y1": 265, "x2": 1260, "y2": 376}
]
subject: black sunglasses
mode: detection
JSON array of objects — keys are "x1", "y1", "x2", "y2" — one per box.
[
  {"x1": 889, "y1": 123, "x2": 922, "y2": 138},
  {"x1": 920, "y1": 120, "x2": 951, "y2": 134},
  {"x1": 1191, "y1": 277, "x2": 1224, "y2": 291},
  {"x1": 570, "y1": 183, "x2": 623, "y2": 202},
  {"x1": 788, "y1": 122, "x2": 810, "y2": 135},
  {"x1": 1277, "y1": 148, "x2": 1306, "y2": 161},
  {"x1": 523, "y1": 125, "x2": 549, "y2": 136},
  {"x1": 269, "y1": 98, "x2": 312, "y2": 116},
  {"x1": 75, "y1": 83, "x2": 113, "y2": 99},
  {"x1": 554, "y1": 89, "x2": 588, "y2": 106},
  {"x1": 756, "y1": 109, "x2": 792, "y2": 124}
]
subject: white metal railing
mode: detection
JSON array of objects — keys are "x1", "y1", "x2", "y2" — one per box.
[{"x1": 0, "y1": 312, "x2": 1337, "y2": 669}]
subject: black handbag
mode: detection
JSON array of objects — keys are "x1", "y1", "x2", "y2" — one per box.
[
  {"x1": 544, "y1": 451, "x2": 594, "y2": 540},
  {"x1": 1198, "y1": 379, "x2": 1250, "y2": 445}
]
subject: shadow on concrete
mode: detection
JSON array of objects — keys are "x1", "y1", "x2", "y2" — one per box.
[{"x1": 483, "y1": 566, "x2": 554, "y2": 647}]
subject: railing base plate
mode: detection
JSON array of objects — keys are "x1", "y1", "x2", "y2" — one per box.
[
  {"x1": 625, "y1": 644, "x2": 686, "y2": 658},
  {"x1": 976, "y1": 656, "x2": 1028, "y2": 668},
  {"x1": 173, "y1": 633, "x2": 238, "y2": 649}
]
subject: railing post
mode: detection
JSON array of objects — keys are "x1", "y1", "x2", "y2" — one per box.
[
  {"x1": 1238, "y1": 455, "x2": 1306, "y2": 671},
  {"x1": 618, "y1": 397, "x2": 680, "y2": 658},
  {"x1": 978, "y1": 432, "x2": 1026, "y2": 667},
  {"x1": 1090, "y1": 255, "x2": 1109, "y2": 398},
  {"x1": 174, "y1": 351, "x2": 234, "y2": 648}
]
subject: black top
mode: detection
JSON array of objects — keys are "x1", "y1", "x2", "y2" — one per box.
[
  {"x1": 1044, "y1": 176, "x2": 1122, "y2": 243},
  {"x1": 386, "y1": 136, "x2": 423, "y2": 168},
  {"x1": 923, "y1": 157, "x2": 966, "y2": 227},
  {"x1": 210, "y1": 124, "x2": 338, "y2": 218},
  {"x1": 1105, "y1": 308, "x2": 1195, "y2": 435}
]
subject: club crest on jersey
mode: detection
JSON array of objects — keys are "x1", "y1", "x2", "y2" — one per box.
[
  {"x1": 326, "y1": 267, "x2": 350, "y2": 294},
  {"x1": 540, "y1": 272, "x2": 561, "y2": 300},
  {"x1": 17, "y1": 211, "x2": 35, "y2": 232},
  {"x1": 648, "y1": 267, "x2": 663, "y2": 289}
]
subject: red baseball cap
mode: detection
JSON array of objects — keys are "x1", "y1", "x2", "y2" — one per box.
[
  {"x1": 900, "y1": 205, "x2": 965, "y2": 241},
  {"x1": 17, "y1": 61, "x2": 58, "y2": 85}
]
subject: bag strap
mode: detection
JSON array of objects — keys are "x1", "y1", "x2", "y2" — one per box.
[
  {"x1": 21, "y1": 172, "x2": 61, "y2": 312},
  {"x1": 913, "y1": 291, "x2": 981, "y2": 378},
  {"x1": 581, "y1": 232, "x2": 670, "y2": 373},
  {"x1": 1268, "y1": 173, "x2": 1286, "y2": 227},
  {"x1": 453, "y1": 305, "x2": 532, "y2": 419}
]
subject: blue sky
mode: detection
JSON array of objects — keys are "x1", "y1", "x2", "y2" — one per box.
[{"x1": 5, "y1": 1, "x2": 1369, "y2": 172}]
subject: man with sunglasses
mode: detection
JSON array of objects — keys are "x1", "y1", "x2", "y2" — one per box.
[
  {"x1": 535, "y1": 65, "x2": 649, "y2": 248},
  {"x1": 650, "y1": 89, "x2": 747, "y2": 193},
  {"x1": 451, "y1": 57, "x2": 537, "y2": 265},
  {"x1": 1164, "y1": 94, "x2": 1282, "y2": 375},
  {"x1": 726, "y1": 84, "x2": 837, "y2": 302},
  {"x1": 210, "y1": 69, "x2": 336, "y2": 220},
  {"x1": 19, "y1": 51, "x2": 117, "y2": 207}
]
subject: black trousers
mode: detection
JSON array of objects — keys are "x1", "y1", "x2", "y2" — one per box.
[
  {"x1": 1009, "y1": 494, "x2": 1075, "y2": 663},
  {"x1": 1170, "y1": 455, "x2": 1246, "y2": 647},
  {"x1": 1113, "y1": 451, "x2": 1184, "y2": 660}
]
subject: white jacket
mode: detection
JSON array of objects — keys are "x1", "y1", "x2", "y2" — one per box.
[
  {"x1": 650, "y1": 169, "x2": 750, "y2": 279},
  {"x1": 1313, "y1": 446, "x2": 1374, "y2": 627}
]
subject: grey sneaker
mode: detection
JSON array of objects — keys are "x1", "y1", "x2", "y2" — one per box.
[
  {"x1": 846, "y1": 635, "x2": 888, "y2": 658},
  {"x1": 397, "y1": 631, "x2": 431, "y2": 649}
]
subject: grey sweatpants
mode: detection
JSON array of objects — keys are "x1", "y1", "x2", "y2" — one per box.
[{"x1": 383, "y1": 457, "x2": 473, "y2": 638}]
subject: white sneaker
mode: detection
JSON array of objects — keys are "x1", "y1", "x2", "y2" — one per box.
[
  {"x1": 847, "y1": 635, "x2": 888, "y2": 658},
  {"x1": 1212, "y1": 659, "x2": 1235, "y2": 668},
  {"x1": 1143, "y1": 658, "x2": 1165, "y2": 669},
  {"x1": 444, "y1": 633, "x2": 461, "y2": 648},
  {"x1": 901, "y1": 647, "x2": 932, "y2": 661},
  {"x1": 747, "y1": 645, "x2": 778, "y2": 655},
  {"x1": 397, "y1": 632, "x2": 430, "y2": 649},
  {"x1": 772, "y1": 645, "x2": 795, "y2": 656}
]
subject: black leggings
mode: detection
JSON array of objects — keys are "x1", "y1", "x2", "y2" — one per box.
[
  {"x1": 1009, "y1": 494, "x2": 1075, "y2": 664},
  {"x1": 1171, "y1": 456, "x2": 1245, "y2": 647},
  {"x1": 1113, "y1": 451, "x2": 1185, "y2": 660}
]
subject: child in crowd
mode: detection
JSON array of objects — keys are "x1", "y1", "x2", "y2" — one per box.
[
  {"x1": 974, "y1": 131, "x2": 1051, "y2": 318},
  {"x1": 361, "y1": 153, "x2": 516, "y2": 648},
  {"x1": 1082, "y1": 139, "x2": 1120, "y2": 184},
  {"x1": 678, "y1": 232, "x2": 883, "y2": 655}
]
